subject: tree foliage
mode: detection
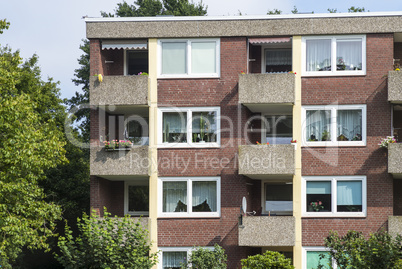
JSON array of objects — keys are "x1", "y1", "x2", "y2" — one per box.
[
  {"x1": 241, "y1": 251, "x2": 294, "y2": 269},
  {"x1": 55, "y1": 209, "x2": 158, "y2": 268},
  {"x1": 181, "y1": 244, "x2": 227, "y2": 269},
  {"x1": 0, "y1": 25, "x2": 66, "y2": 266},
  {"x1": 267, "y1": 9, "x2": 282, "y2": 15},
  {"x1": 321, "y1": 230, "x2": 402, "y2": 269},
  {"x1": 348, "y1": 6, "x2": 366, "y2": 12}
]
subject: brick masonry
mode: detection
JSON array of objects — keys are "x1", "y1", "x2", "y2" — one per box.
[{"x1": 301, "y1": 34, "x2": 395, "y2": 245}]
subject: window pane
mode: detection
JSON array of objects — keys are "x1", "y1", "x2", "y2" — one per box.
[
  {"x1": 265, "y1": 49, "x2": 292, "y2": 73},
  {"x1": 191, "y1": 41, "x2": 216, "y2": 74},
  {"x1": 307, "y1": 181, "x2": 331, "y2": 212},
  {"x1": 306, "y1": 251, "x2": 331, "y2": 269},
  {"x1": 337, "y1": 110, "x2": 362, "y2": 141},
  {"x1": 128, "y1": 185, "x2": 149, "y2": 213},
  {"x1": 162, "y1": 42, "x2": 186, "y2": 74},
  {"x1": 337, "y1": 181, "x2": 362, "y2": 212},
  {"x1": 306, "y1": 39, "x2": 331, "y2": 71},
  {"x1": 337, "y1": 40, "x2": 362, "y2": 71},
  {"x1": 163, "y1": 181, "x2": 187, "y2": 212},
  {"x1": 163, "y1": 251, "x2": 187, "y2": 269},
  {"x1": 163, "y1": 112, "x2": 187, "y2": 143},
  {"x1": 192, "y1": 181, "x2": 217, "y2": 212},
  {"x1": 127, "y1": 50, "x2": 148, "y2": 75},
  {"x1": 306, "y1": 110, "x2": 331, "y2": 142},
  {"x1": 265, "y1": 184, "x2": 293, "y2": 212},
  {"x1": 192, "y1": 111, "x2": 217, "y2": 143},
  {"x1": 265, "y1": 115, "x2": 293, "y2": 144},
  {"x1": 127, "y1": 117, "x2": 149, "y2": 145}
]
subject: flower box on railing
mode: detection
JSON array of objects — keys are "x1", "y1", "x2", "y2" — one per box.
[{"x1": 103, "y1": 140, "x2": 133, "y2": 151}]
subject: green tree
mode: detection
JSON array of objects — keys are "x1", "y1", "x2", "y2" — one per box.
[
  {"x1": 267, "y1": 9, "x2": 282, "y2": 15},
  {"x1": 241, "y1": 251, "x2": 294, "y2": 269},
  {"x1": 0, "y1": 24, "x2": 67, "y2": 266},
  {"x1": 348, "y1": 6, "x2": 366, "y2": 12},
  {"x1": 55, "y1": 209, "x2": 158, "y2": 268},
  {"x1": 321, "y1": 230, "x2": 402, "y2": 269},
  {"x1": 327, "y1": 8, "x2": 337, "y2": 13},
  {"x1": 181, "y1": 244, "x2": 227, "y2": 269},
  {"x1": 291, "y1": 6, "x2": 298, "y2": 14}
]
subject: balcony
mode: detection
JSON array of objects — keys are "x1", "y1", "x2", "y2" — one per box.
[
  {"x1": 90, "y1": 75, "x2": 148, "y2": 106},
  {"x1": 388, "y1": 143, "x2": 402, "y2": 179},
  {"x1": 90, "y1": 146, "x2": 149, "y2": 176},
  {"x1": 239, "y1": 216, "x2": 295, "y2": 246},
  {"x1": 238, "y1": 73, "x2": 295, "y2": 109},
  {"x1": 388, "y1": 71, "x2": 402, "y2": 103},
  {"x1": 388, "y1": 216, "x2": 402, "y2": 237},
  {"x1": 238, "y1": 145, "x2": 295, "y2": 179}
]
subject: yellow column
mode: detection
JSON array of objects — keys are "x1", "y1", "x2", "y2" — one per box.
[
  {"x1": 148, "y1": 38, "x2": 158, "y2": 264},
  {"x1": 292, "y1": 36, "x2": 303, "y2": 269}
]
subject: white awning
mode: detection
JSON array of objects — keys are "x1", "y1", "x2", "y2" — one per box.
[
  {"x1": 249, "y1": 37, "x2": 291, "y2": 44},
  {"x1": 102, "y1": 40, "x2": 147, "y2": 50}
]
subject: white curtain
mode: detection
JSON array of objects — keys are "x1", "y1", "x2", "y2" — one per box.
[
  {"x1": 163, "y1": 112, "x2": 187, "y2": 136},
  {"x1": 306, "y1": 39, "x2": 331, "y2": 71},
  {"x1": 337, "y1": 110, "x2": 362, "y2": 140},
  {"x1": 163, "y1": 182, "x2": 187, "y2": 212},
  {"x1": 306, "y1": 110, "x2": 331, "y2": 141},
  {"x1": 265, "y1": 50, "x2": 292, "y2": 66},
  {"x1": 192, "y1": 181, "x2": 217, "y2": 212},
  {"x1": 337, "y1": 181, "x2": 362, "y2": 206},
  {"x1": 336, "y1": 40, "x2": 362, "y2": 70},
  {"x1": 191, "y1": 42, "x2": 216, "y2": 74},
  {"x1": 266, "y1": 201, "x2": 293, "y2": 211},
  {"x1": 162, "y1": 42, "x2": 186, "y2": 74},
  {"x1": 163, "y1": 252, "x2": 187, "y2": 268}
]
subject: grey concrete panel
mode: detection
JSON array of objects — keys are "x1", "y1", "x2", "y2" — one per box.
[{"x1": 388, "y1": 71, "x2": 402, "y2": 103}]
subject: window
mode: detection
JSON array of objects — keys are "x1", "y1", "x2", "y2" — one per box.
[
  {"x1": 262, "y1": 115, "x2": 293, "y2": 144},
  {"x1": 158, "y1": 39, "x2": 220, "y2": 78},
  {"x1": 158, "y1": 247, "x2": 214, "y2": 269},
  {"x1": 125, "y1": 115, "x2": 149, "y2": 145},
  {"x1": 158, "y1": 107, "x2": 220, "y2": 148},
  {"x1": 264, "y1": 183, "x2": 293, "y2": 215},
  {"x1": 158, "y1": 177, "x2": 220, "y2": 218},
  {"x1": 124, "y1": 180, "x2": 149, "y2": 216},
  {"x1": 302, "y1": 105, "x2": 366, "y2": 146},
  {"x1": 264, "y1": 49, "x2": 292, "y2": 73},
  {"x1": 302, "y1": 176, "x2": 366, "y2": 217},
  {"x1": 125, "y1": 50, "x2": 149, "y2": 75},
  {"x1": 302, "y1": 35, "x2": 366, "y2": 76},
  {"x1": 303, "y1": 247, "x2": 335, "y2": 269}
]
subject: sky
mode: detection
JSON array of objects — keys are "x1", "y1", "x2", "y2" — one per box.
[{"x1": 2, "y1": 0, "x2": 402, "y2": 99}]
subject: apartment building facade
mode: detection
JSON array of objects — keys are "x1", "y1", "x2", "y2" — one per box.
[{"x1": 86, "y1": 12, "x2": 402, "y2": 268}]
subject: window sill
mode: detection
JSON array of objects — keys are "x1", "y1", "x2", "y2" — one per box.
[
  {"x1": 158, "y1": 74, "x2": 220, "y2": 79},
  {"x1": 158, "y1": 212, "x2": 220, "y2": 218},
  {"x1": 302, "y1": 212, "x2": 366, "y2": 218},
  {"x1": 158, "y1": 142, "x2": 220, "y2": 149},
  {"x1": 302, "y1": 71, "x2": 366, "y2": 77},
  {"x1": 303, "y1": 141, "x2": 366, "y2": 147}
]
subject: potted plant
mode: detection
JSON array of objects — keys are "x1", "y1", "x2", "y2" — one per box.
[
  {"x1": 337, "y1": 134, "x2": 348, "y2": 141},
  {"x1": 321, "y1": 130, "x2": 331, "y2": 141}
]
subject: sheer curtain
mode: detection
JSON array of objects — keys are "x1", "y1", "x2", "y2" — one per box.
[
  {"x1": 265, "y1": 50, "x2": 292, "y2": 66},
  {"x1": 191, "y1": 42, "x2": 216, "y2": 74},
  {"x1": 163, "y1": 182, "x2": 187, "y2": 212},
  {"x1": 162, "y1": 42, "x2": 186, "y2": 74},
  {"x1": 336, "y1": 40, "x2": 362, "y2": 70},
  {"x1": 306, "y1": 39, "x2": 331, "y2": 71},
  {"x1": 306, "y1": 110, "x2": 331, "y2": 141},
  {"x1": 337, "y1": 110, "x2": 362, "y2": 140},
  {"x1": 192, "y1": 112, "x2": 217, "y2": 142},
  {"x1": 337, "y1": 181, "x2": 362, "y2": 206},
  {"x1": 163, "y1": 112, "x2": 187, "y2": 142},
  {"x1": 163, "y1": 252, "x2": 187, "y2": 269},
  {"x1": 192, "y1": 181, "x2": 217, "y2": 212}
]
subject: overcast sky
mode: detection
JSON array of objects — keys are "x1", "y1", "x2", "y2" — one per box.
[{"x1": 2, "y1": 0, "x2": 402, "y2": 99}]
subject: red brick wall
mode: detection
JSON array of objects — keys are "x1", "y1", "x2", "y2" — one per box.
[
  {"x1": 102, "y1": 49, "x2": 124, "y2": 76},
  {"x1": 89, "y1": 39, "x2": 102, "y2": 76},
  {"x1": 90, "y1": 176, "x2": 124, "y2": 217},
  {"x1": 301, "y1": 34, "x2": 394, "y2": 245}
]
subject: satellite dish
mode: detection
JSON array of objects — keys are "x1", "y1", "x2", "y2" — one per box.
[{"x1": 242, "y1": 197, "x2": 247, "y2": 214}]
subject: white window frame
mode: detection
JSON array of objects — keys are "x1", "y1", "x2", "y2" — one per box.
[
  {"x1": 158, "y1": 38, "x2": 220, "y2": 78},
  {"x1": 261, "y1": 113, "x2": 293, "y2": 144},
  {"x1": 303, "y1": 246, "x2": 337, "y2": 269},
  {"x1": 158, "y1": 246, "x2": 214, "y2": 269},
  {"x1": 302, "y1": 104, "x2": 366, "y2": 147},
  {"x1": 301, "y1": 35, "x2": 366, "y2": 76},
  {"x1": 124, "y1": 180, "x2": 149, "y2": 216},
  {"x1": 302, "y1": 176, "x2": 367, "y2": 218},
  {"x1": 124, "y1": 49, "x2": 149, "y2": 76},
  {"x1": 157, "y1": 107, "x2": 221, "y2": 148},
  {"x1": 158, "y1": 177, "x2": 221, "y2": 218}
]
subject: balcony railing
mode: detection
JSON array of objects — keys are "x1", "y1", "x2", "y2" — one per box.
[
  {"x1": 238, "y1": 145, "x2": 295, "y2": 178},
  {"x1": 239, "y1": 216, "x2": 295, "y2": 246},
  {"x1": 90, "y1": 75, "x2": 148, "y2": 106},
  {"x1": 388, "y1": 71, "x2": 402, "y2": 103},
  {"x1": 388, "y1": 143, "x2": 402, "y2": 178},
  {"x1": 90, "y1": 146, "x2": 149, "y2": 176},
  {"x1": 388, "y1": 216, "x2": 402, "y2": 237},
  {"x1": 238, "y1": 73, "x2": 295, "y2": 105}
]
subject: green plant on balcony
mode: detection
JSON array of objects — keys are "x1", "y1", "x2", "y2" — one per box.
[
  {"x1": 138, "y1": 72, "x2": 148, "y2": 75},
  {"x1": 379, "y1": 136, "x2": 396, "y2": 148},
  {"x1": 103, "y1": 139, "x2": 132, "y2": 150},
  {"x1": 321, "y1": 130, "x2": 331, "y2": 141}
]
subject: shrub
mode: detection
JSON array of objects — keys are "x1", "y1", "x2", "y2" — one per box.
[
  {"x1": 181, "y1": 244, "x2": 227, "y2": 269},
  {"x1": 241, "y1": 251, "x2": 294, "y2": 269}
]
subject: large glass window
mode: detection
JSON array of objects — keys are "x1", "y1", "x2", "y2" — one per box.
[
  {"x1": 159, "y1": 39, "x2": 220, "y2": 78},
  {"x1": 158, "y1": 107, "x2": 220, "y2": 148},
  {"x1": 125, "y1": 180, "x2": 149, "y2": 216},
  {"x1": 127, "y1": 50, "x2": 149, "y2": 75},
  {"x1": 159, "y1": 177, "x2": 220, "y2": 218},
  {"x1": 265, "y1": 49, "x2": 292, "y2": 73},
  {"x1": 303, "y1": 35, "x2": 365, "y2": 76},
  {"x1": 265, "y1": 183, "x2": 293, "y2": 215},
  {"x1": 264, "y1": 115, "x2": 293, "y2": 144},
  {"x1": 305, "y1": 249, "x2": 333, "y2": 269},
  {"x1": 303, "y1": 105, "x2": 366, "y2": 146},
  {"x1": 303, "y1": 176, "x2": 366, "y2": 217},
  {"x1": 162, "y1": 251, "x2": 187, "y2": 269}
]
